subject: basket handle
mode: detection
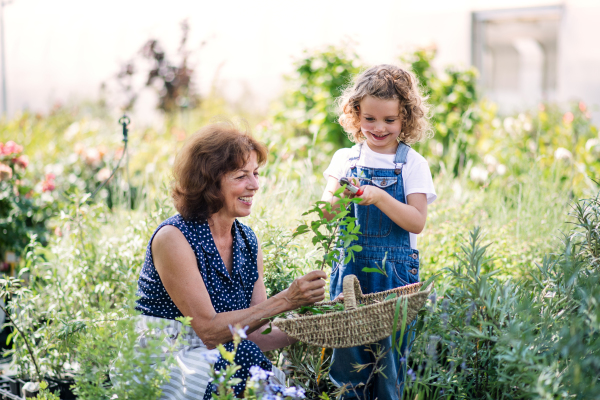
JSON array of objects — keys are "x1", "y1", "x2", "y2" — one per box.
[{"x1": 342, "y1": 275, "x2": 362, "y2": 311}]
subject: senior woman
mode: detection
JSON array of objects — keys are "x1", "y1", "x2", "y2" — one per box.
[{"x1": 135, "y1": 122, "x2": 326, "y2": 399}]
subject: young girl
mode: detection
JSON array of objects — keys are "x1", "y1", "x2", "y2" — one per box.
[{"x1": 321, "y1": 64, "x2": 437, "y2": 399}]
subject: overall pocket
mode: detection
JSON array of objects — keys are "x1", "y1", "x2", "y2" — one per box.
[
  {"x1": 358, "y1": 177, "x2": 397, "y2": 238},
  {"x1": 392, "y1": 260, "x2": 420, "y2": 287}
]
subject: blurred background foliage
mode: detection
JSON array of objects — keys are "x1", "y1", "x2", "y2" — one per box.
[{"x1": 0, "y1": 40, "x2": 599, "y2": 398}]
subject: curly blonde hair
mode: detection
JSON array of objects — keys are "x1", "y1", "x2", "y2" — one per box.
[{"x1": 337, "y1": 64, "x2": 432, "y2": 145}]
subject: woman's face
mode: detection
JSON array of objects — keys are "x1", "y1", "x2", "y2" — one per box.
[
  {"x1": 219, "y1": 151, "x2": 260, "y2": 219},
  {"x1": 359, "y1": 95, "x2": 402, "y2": 154}
]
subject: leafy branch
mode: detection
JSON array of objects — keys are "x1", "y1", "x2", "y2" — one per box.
[
  {"x1": 0, "y1": 276, "x2": 42, "y2": 382},
  {"x1": 293, "y1": 186, "x2": 363, "y2": 271}
]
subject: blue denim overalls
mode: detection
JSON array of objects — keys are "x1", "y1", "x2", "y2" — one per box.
[{"x1": 329, "y1": 142, "x2": 419, "y2": 400}]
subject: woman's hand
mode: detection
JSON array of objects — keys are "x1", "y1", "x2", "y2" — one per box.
[{"x1": 277, "y1": 270, "x2": 326, "y2": 310}]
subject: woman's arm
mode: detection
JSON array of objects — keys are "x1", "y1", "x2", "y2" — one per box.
[
  {"x1": 247, "y1": 244, "x2": 298, "y2": 351},
  {"x1": 152, "y1": 226, "x2": 326, "y2": 349}
]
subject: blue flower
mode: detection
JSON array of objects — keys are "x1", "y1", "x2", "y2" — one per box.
[
  {"x1": 200, "y1": 349, "x2": 220, "y2": 363},
  {"x1": 407, "y1": 368, "x2": 416, "y2": 381}
]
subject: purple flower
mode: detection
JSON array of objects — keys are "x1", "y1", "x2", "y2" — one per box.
[
  {"x1": 407, "y1": 368, "x2": 416, "y2": 381},
  {"x1": 465, "y1": 302, "x2": 476, "y2": 325},
  {"x1": 200, "y1": 349, "x2": 220, "y2": 363},
  {"x1": 428, "y1": 290, "x2": 437, "y2": 306},
  {"x1": 441, "y1": 312, "x2": 449, "y2": 329},
  {"x1": 249, "y1": 365, "x2": 273, "y2": 381},
  {"x1": 283, "y1": 386, "x2": 306, "y2": 399}
]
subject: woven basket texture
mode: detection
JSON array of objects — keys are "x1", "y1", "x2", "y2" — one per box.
[{"x1": 273, "y1": 274, "x2": 433, "y2": 348}]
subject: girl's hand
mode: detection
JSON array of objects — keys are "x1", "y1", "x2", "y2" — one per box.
[{"x1": 355, "y1": 185, "x2": 386, "y2": 206}]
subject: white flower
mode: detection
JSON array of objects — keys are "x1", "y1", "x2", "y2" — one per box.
[
  {"x1": 469, "y1": 166, "x2": 488, "y2": 185},
  {"x1": 228, "y1": 324, "x2": 249, "y2": 339},
  {"x1": 554, "y1": 147, "x2": 573, "y2": 161},
  {"x1": 200, "y1": 349, "x2": 220, "y2": 363},
  {"x1": 483, "y1": 154, "x2": 498, "y2": 173},
  {"x1": 496, "y1": 164, "x2": 507, "y2": 176}
]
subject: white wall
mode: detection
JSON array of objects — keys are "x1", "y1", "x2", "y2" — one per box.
[{"x1": 2, "y1": 0, "x2": 599, "y2": 121}]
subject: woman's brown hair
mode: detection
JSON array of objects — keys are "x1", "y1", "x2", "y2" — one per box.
[
  {"x1": 337, "y1": 64, "x2": 432, "y2": 144},
  {"x1": 171, "y1": 121, "x2": 267, "y2": 221}
]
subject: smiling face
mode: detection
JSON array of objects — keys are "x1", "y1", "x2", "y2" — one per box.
[
  {"x1": 359, "y1": 95, "x2": 402, "y2": 154},
  {"x1": 219, "y1": 151, "x2": 260, "y2": 219}
]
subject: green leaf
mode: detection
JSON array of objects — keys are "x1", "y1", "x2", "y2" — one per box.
[
  {"x1": 384, "y1": 293, "x2": 397, "y2": 301},
  {"x1": 261, "y1": 324, "x2": 272, "y2": 335},
  {"x1": 362, "y1": 267, "x2": 386, "y2": 275},
  {"x1": 419, "y1": 273, "x2": 440, "y2": 291}
]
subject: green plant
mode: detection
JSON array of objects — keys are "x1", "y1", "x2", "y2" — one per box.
[
  {"x1": 274, "y1": 44, "x2": 362, "y2": 150},
  {"x1": 293, "y1": 186, "x2": 362, "y2": 271},
  {"x1": 402, "y1": 46, "x2": 480, "y2": 176}
]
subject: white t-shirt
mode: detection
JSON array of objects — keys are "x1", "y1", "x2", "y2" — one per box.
[{"x1": 323, "y1": 143, "x2": 437, "y2": 249}]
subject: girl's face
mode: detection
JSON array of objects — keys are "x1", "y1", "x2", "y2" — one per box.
[
  {"x1": 359, "y1": 95, "x2": 402, "y2": 154},
  {"x1": 219, "y1": 151, "x2": 260, "y2": 219}
]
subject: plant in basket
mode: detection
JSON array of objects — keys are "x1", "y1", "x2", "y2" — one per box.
[{"x1": 268, "y1": 187, "x2": 433, "y2": 348}]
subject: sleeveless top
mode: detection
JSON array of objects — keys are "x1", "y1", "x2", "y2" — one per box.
[{"x1": 135, "y1": 214, "x2": 260, "y2": 319}]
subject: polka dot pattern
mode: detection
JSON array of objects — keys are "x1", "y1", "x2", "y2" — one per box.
[
  {"x1": 135, "y1": 215, "x2": 271, "y2": 398},
  {"x1": 135, "y1": 214, "x2": 259, "y2": 319}
]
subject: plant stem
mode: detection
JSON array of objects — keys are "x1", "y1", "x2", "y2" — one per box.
[{"x1": 0, "y1": 302, "x2": 42, "y2": 382}]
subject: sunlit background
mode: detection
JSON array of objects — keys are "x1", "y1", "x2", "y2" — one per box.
[
  {"x1": 2, "y1": 1, "x2": 600, "y2": 397},
  {"x1": 3, "y1": 0, "x2": 600, "y2": 121}
]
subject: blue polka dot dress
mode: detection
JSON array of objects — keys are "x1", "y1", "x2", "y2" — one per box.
[{"x1": 136, "y1": 215, "x2": 273, "y2": 398}]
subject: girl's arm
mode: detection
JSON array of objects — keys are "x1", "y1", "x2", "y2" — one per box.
[
  {"x1": 354, "y1": 185, "x2": 428, "y2": 234},
  {"x1": 320, "y1": 175, "x2": 343, "y2": 221},
  {"x1": 152, "y1": 226, "x2": 326, "y2": 349}
]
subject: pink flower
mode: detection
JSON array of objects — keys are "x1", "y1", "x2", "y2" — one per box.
[
  {"x1": 579, "y1": 101, "x2": 587, "y2": 112},
  {"x1": 42, "y1": 172, "x2": 56, "y2": 192},
  {"x1": 13, "y1": 155, "x2": 29, "y2": 169},
  {"x1": 96, "y1": 168, "x2": 111, "y2": 182},
  {"x1": 0, "y1": 163, "x2": 12, "y2": 181},
  {"x1": 54, "y1": 226, "x2": 62, "y2": 237},
  {"x1": 563, "y1": 112, "x2": 574, "y2": 124},
  {"x1": 42, "y1": 180, "x2": 56, "y2": 192},
  {"x1": 1, "y1": 141, "x2": 23, "y2": 155}
]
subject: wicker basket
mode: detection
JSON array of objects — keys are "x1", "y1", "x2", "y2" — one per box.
[{"x1": 273, "y1": 274, "x2": 433, "y2": 348}]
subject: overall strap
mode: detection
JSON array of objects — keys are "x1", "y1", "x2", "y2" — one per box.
[
  {"x1": 394, "y1": 142, "x2": 411, "y2": 164},
  {"x1": 394, "y1": 142, "x2": 410, "y2": 174},
  {"x1": 345, "y1": 143, "x2": 363, "y2": 174}
]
